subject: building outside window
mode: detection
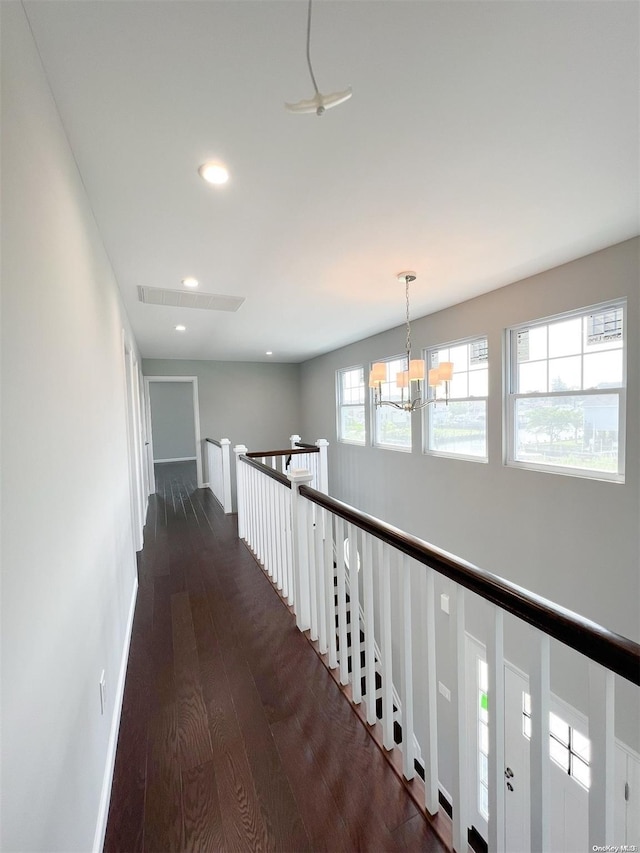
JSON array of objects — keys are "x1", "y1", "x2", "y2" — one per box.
[
  {"x1": 424, "y1": 337, "x2": 489, "y2": 461},
  {"x1": 336, "y1": 366, "x2": 366, "y2": 445},
  {"x1": 507, "y1": 301, "x2": 625, "y2": 481},
  {"x1": 373, "y1": 355, "x2": 412, "y2": 450}
]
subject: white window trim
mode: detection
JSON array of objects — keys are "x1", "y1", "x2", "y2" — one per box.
[
  {"x1": 372, "y1": 353, "x2": 413, "y2": 452},
  {"x1": 423, "y1": 336, "x2": 489, "y2": 463},
  {"x1": 336, "y1": 365, "x2": 366, "y2": 446},
  {"x1": 505, "y1": 301, "x2": 626, "y2": 484}
]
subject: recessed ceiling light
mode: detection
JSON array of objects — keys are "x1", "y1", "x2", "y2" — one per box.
[
  {"x1": 198, "y1": 162, "x2": 229, "y2": 185},
  {"x1": 175, "y1": 324, "x2": 186, "y2": 332},
  {"x1": 181, "y1": 277, "x2": 198, "y2": 288},
  {"x1": 266, "y1": 351, "x2": 273, "y2": 356}
]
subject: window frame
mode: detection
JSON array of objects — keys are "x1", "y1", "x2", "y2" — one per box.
[
  {"x1": 423, "y1": 335, "x2": 489, "y2": 463},
  {"x1": 371, "y1": 353, "x2": 413, "y2": 452},
  {"x1": 506, "y1": 300, "x2": 626, "y2": 483},
  {"x1": 336, "y1": 365, "x2": 367, "y2": 446}
]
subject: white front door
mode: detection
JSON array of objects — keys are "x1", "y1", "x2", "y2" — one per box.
[
  {"x1": 504, "y1": 666, "x2": 531, "y2": 853},
  {"x1": 504, "y1": 666, "x2": 589, "y2": 853}
]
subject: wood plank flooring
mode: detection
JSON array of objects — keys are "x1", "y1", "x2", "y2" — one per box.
[{"x1": 104, "y1": 461, "x2": 446, "y2": 853}]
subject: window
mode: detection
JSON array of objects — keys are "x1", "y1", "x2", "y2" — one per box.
[
  {"x1": 508, "y1": 301, "x2": 625, "y2": 481},
  {"x1": 373, "y1": 355, "x2": 412, "y2": 450},
  {"x1": 522, "y1": 695, "x2": 591, "y2": 789},
  {"x1": 337, "y1": 367, "x2": 366, "y2": 444},
  {"x1": 425, "y1": 337, "x2": 488, "y2": 460}
]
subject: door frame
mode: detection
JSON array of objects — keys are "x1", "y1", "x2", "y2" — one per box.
[
  {"x1": 144, "y1": 375, "x2": 203, "y2": 492},
  {"x1": 122, "y1": 333, "x2": 145, "y2": 551}
]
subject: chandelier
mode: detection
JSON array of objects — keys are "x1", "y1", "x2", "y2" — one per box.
[{"x1": 368, "y1": 272, "x2": 453, "y2": 412}]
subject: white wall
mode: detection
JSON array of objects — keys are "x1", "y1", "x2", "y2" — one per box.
[
  {"x1": 148, "y1": 380, "x2": 196, "y2": 460},
  {"x1": 299, "y1": 239, "x2": 640, "y2": 769},
  {"x1": 1, "y1": 5, "x2": 141, "y2": 851}
]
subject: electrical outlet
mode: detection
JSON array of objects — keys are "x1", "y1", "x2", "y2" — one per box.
[
  {"x1": 438, "y1": 681, "x2": 451, "y2": 702},
  {"x1": 99, "y1": 671, "x2": 106, "y2": 715},
  {"x1": 440, "y1": 594, "x2": 450, "y2": 614}
]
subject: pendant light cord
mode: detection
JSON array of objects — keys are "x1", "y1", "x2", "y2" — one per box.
[
  {"x1": 306, "y1": 0, "x2": 320, "y2": 95},
  {"x1": 405, "y1": 277, "x2": 412, "y2": 358}
]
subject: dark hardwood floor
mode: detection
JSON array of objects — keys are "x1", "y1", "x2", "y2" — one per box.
[{"x1": 104, "y1": 461, "x2": 446, "y2": 853}]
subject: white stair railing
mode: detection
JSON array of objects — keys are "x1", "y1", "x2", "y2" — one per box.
[
  {"x1": 234, "y1": 452, "x2": 640, "y2": 853},
  {"x1": 206, "y1": 437, "x2": 232, "y2": 513}
]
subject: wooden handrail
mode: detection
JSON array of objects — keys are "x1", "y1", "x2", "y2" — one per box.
[
  {"x1": 294, "y1": 441, "x2": 317, "y2": 449},
  {"x1": 240, "y1": 454, "x2": 291, "y2": 487},
  {"x1": 299, "y1": 483, "x2": 640, "y2": 686},
  {"x1": 206, "y1": 437, "x2": 222, "y2": 447},
  {"x1": 246, "y1": 447, "x2": 319, "y2": 459}
]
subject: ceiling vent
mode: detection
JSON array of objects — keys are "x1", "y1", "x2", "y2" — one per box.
[{"x1": 137, "y1": 285, "x2": 244, "y2": 312}]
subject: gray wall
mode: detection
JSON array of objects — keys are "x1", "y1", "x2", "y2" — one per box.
[
  {"x1": 299, "y1": 239, "x2": 640, "y2": 777},
  {"x1": 148, "y1": 381, "x2": 196, "y2": 461},
  {"x1": 143, "y1": 359, "x2": 302, "y2": 504},
  {"x1": 1, "y1": 4, "x2": 140, "y2": 850}
]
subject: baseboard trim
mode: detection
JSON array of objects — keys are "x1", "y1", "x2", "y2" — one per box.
[
  {"x1": 92, "y1": 576, "x2": 138, "y2": 853},
  {"x1": 154, "y1": 456, "x2": 197, "y2": 463}
]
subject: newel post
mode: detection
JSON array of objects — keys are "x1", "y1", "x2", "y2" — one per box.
[
  {"x1": 315, "y1": 439, "x2": 329, "y2": 494},
  {"x1": 220, "y1": 438, "x2": 232, "y2": 514},
  {"x1": 287, "y1": 468, "x2": 314, "y2": 631},
  {"x1": 290, "y1": 434, "x2": 301, "y2": 448},
  {"x1": 233, "y1": 444, "x2": 248, "y2": 540}
]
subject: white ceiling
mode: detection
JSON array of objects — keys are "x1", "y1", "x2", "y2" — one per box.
[{"x1": 24, "y1": 0, "x2": 639, "y2": 363}]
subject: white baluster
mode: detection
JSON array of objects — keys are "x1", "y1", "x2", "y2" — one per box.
[
  {"x1": 271, "y1": 481, "x2": 282, "y2": 593},
  {"x1": 335, "y1": 517, "x2": 349, "y2": 686},
  {"x1": 247, "y1": 465, "x2": 255, "y2": 553},
  {"x1": 379, "y1": 541, "x2": 394, "y2": 751},
  {"x1": 400, "y1": 554, "x2": 414, "y2": 780},
  {"x1": 233, "y1": 445, "x2": 248, "y2": 540},
  {"x1": 287, "y1": 468, "x2": 313, "y2": 631},
  {"x1": 450, "y1": 584, "x2": 468, "y2": 852},
  {"x1": 290, "y1": 434, "x2": 301, "y2": 449},
  {"x1": 255, "y1": 466, "x2": 263, "y2": 564},
  {"x1": 488, "y1": 607, "x2": 506, "y2": 852},
  {"x1": 284, "y1": 487, "x2": 294, "y2": 606},
  {"x1": 315, "y1": 508, "x2": 327, "y2": 654},
  {"x1": 325, "y1": 512, "x2": 338, "y2": 670},
  {"x1": 348, "y1": 524, "x2": 361, "y2": 704},
  {"x1": 588, "y1": 661, "x2": 615, "y2": 849},
  {"x1": 307, "y1": 497, "x2": 318, "y2": 642},
  {"x1": 220, "y1": 438, "x2": 232, "y2": 513},
  {"x1": 266, "y1": 477, "x2": 275, "y2": 577},
  {"x1": 362, "y1": 532, "x2": 376, "y2": 726},
  {"x1": 529, "y1": 631, "x2": 551, "y2": 853},
  {"x1": 420, "y1": 565, "x2": 439, "y2": 815}
]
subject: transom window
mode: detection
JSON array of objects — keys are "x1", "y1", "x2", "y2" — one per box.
[
  {"x1": 425, "y1": 337, "x2": 489, "y2": 461},
  {"x1": 507, "y1": 301, "x2": 625, "y2": 481},
  {"x1": 336, "y1": 367, "x2": 366, "y2": 445},
  {"x1": 372, "y1": 355, "x2": 412, "y2": 451}
]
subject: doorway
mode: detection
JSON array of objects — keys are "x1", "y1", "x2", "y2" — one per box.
[{"x1": 144, "y1": 376, "x2": 203, "y2": 493}]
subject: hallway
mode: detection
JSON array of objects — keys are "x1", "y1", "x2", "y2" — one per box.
[{"x1": 104, "y1": 462, "x2": 445, "y2": 852}]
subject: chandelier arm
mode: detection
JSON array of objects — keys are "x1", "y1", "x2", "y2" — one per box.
[{"x1": 378, "y1": 400, "x2": 407, "y2": 412}]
